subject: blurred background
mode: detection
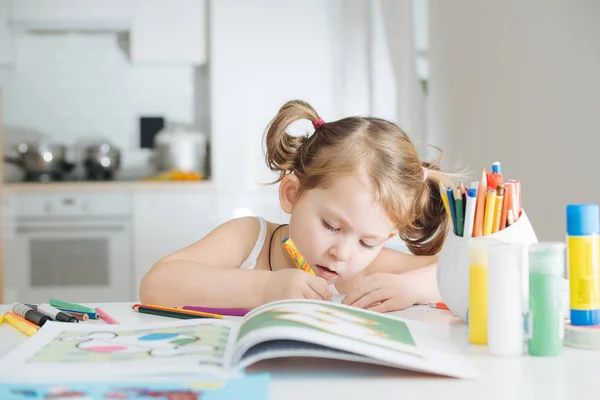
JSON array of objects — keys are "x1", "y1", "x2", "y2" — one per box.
[{"x1": 0, "y1": 0, "x2": 598, "y2": 304}]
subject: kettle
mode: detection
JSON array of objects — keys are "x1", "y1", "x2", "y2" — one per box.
[{"x1": 151, "y1": 124, "x2": 208, "y2": 176}]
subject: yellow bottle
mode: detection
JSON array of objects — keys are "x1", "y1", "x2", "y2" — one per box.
[{"x1": 469, "y1": 240, "x2": 489, "y2": 344}]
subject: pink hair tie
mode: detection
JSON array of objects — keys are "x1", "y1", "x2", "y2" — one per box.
[
  {"x1": 313, "y1": 118, "x2": 325, "y2": 129},
  {"x1": 422, "y1": 166, "x2": 428, "y2": 181}
]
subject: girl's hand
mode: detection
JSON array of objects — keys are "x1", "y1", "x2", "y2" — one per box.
[
  {"x1": 263, "y1": 269, "x2": 333, "y2": 303},
  {"x1": 341, "y1": 273, "x2": 418, "y2": 313}
]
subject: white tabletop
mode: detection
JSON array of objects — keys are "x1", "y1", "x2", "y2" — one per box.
[{"x1": 1, "y1": 302, "x2": 598, "y2": 400}]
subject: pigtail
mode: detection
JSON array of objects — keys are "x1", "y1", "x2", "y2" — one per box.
[
  {"x1": 398, "y1": 157, "x2": 466, "y2": 256},
  {"x1": 264, "y1": 100, "x2": 320, "y2": 183}
]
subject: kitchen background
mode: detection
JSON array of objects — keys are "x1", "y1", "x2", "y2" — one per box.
[{"x1": 0, "y1": 0, "x2": 598, "y2": 304}]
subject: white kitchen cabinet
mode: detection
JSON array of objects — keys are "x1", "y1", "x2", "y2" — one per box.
[
  {"x1": 10, "y1": 0, "x2": 131, "y2": 31},
  {"x1": 130, "y1": 0, "x2": 206, "y2": 65},
  {"x1": 132, "y1": 189, "x2": 217, "y2": 300}
]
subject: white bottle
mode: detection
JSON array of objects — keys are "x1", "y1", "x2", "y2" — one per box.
[{"x1": 487, "y1": 242, "x2": 526, "y2": 356}]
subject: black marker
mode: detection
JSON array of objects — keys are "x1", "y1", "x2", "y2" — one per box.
[
  {"x1": 37, "y1": 303, "x2": 79, "y2": 323},
  {"x1": 12, "y1": 303, "x2": 51, "y2": 327}
]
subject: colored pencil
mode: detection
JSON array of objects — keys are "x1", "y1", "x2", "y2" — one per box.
[
  {"x1": 132, "y1": 304, "x2": 223, "y2": 319},
  {"x1": 96, "y1": 308, "x2": 119, "y2": 324},
  {"x1": 447, "y1": 186, "x2": 457, "y2": 234},
  {"x1": 454, "y1": 188, "x2": 464, "y2": 237},
  {"x1": 500, "y1": 182, "x2": 513, "y2": 230},
  {"x1": 439, "y1": 182, "x2": 454, "y2": 230},
  {"x1": 492, "y1": 184, "x2": 505, "y2": 233},
  {"x1": 507, "y1": 209, "x2": 515, "y2": 226},
  {"x1": 134, "y1": 306, "x2": 213, "y2": 320},
  {"x1": 49, "y1": 298, "x2": 96, "y2": 314},
  {"x1": 182, "y1": 306, "x2": 250, "y2": 317},
  {"x1": 473, "y1": 169, "x2": 488, "y2": 237},
  {"x1": 483, "y1": 189, "x2": 497, "y2": 236},
  {"x1": 0, "y1": 313, "x2": 4, "y2": 325}
]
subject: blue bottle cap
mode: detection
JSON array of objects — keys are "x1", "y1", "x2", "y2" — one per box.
[
  {"x1": 566, "y1": 204, "x2": 599, "y2": 236},
  {"x1": 570, "y1": 309, "x2": 600, "y2": 326},
  {"x1": 467, "y1": 188, "x2": 476, "y2": 198}
]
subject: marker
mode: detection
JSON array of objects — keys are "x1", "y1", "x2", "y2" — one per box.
[
  {"x1": 483, "y1": 189, "x2": 497, "y2": 236},
  {"x1": 487, "y1": 161, "x2": 504, "y2": 190},
  {"x1": 38, "y1": 303, "x2": 79, "y2": 323},
  {"x1": 447, "y1": 186, "x2": 457, "y2": 234},
  {"x1": 49, "y1": 299, "x2": 96, "y2": 315},
  {"x1": 492, "y1": 184, "x2": 505, "y2": 233},
  {"x1": 96, "y1": 308, "x2": 119, "y2": 325},
  {"x1": 429, "y1": 302, "x2": 450, "y2": 310},
  {"x1": 439, "y1": 182, "x2": 454, "y2": 230},
  {"x1": 454, "y1": 188, "x2": 464, "y2": 236},
  {"x1": 0, "y1": 313, "x2": 4, "y2": 325},
  {"x1": 473, "y1": 169, "x2": 488, "y2": 237},
  {"x1": 12, "y1": 304, "x2": 51, "y2": 327},
  {"x1": 508, "y1": 179, "x2": 522, "y2": 220},
  {"x1": 492, "y1": 161, "x2": 502, "y2": 174},
  {"x1": 463, "y1": 188, "x2": 477, "y2": 238},
  {"x1": 4, "y1": 312, "x2": 39, "y2": 336},
  {"x1": 27, "y1": 304, "x2": 96, "y2": 319}
]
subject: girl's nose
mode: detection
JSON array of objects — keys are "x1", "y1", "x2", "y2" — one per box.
[{"x1": 329, "y1": 239, "x2": 351, "y2": 262}]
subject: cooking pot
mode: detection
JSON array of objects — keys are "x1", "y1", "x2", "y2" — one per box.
[
  {"x1": 4, "y1": 142, "x2": 74, "y2": 175},
  {"x1": 151, "y1": 127, "x2": 207, "y2": 175},
  {"x1": 83, "y1": 141, "x2": 121, "y2": 180}
]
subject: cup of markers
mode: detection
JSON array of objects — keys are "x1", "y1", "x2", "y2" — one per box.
[{"x1": 436, "y1": 161, "x2": 538, "y2": 321}]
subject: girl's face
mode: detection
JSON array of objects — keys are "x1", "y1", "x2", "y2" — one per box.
[{"x1": 287, "y1": 173, "x2": 396, "y2": 284}]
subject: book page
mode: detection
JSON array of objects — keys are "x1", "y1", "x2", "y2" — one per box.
[
  {"x1": 231, "y1": 299, "x2": 481, "y2": 379},
  {"x1": 0, "y1": 318, "x2": 241, "y2": 383}
]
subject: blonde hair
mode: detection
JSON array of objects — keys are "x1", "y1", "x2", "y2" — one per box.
[{"x1": 264, "y1": 100, "x2": 459, "y2": 255}]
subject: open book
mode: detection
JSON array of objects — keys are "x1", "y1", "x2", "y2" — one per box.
[{"x1": 0, "y1": 299, "x2": 481, "y2": 382}]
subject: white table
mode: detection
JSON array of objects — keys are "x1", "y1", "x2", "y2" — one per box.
[{"x1": 1, "y1": 302, "x2": 598, "y2": 400}]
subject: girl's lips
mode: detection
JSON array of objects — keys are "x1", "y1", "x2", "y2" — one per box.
[{"x1": 314, "y1": 264, "x2": 338, "y2": 280}]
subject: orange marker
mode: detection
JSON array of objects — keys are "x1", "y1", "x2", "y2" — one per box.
[
  {"x1": 492, "y1": 184, "x2": 505, "y2": 233},
  {"x1": 473, "y1": 169, "x2": 488, "y2": 237}
]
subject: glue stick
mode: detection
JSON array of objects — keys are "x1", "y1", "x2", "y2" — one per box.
[
  {"x1": 487, "y1": 242, "x2": 525, "y2": 356},
  {"x1": 566, "y1": 204, "x2": 600, "y2": 326},
  {"x1": 528, "y1": 242, "x2": 565, "y2": 356},
  {"x1": 469, "y1": 240, "x2": 489, "y2": 345}
]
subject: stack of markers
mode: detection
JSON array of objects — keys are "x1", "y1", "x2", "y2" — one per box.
[{"x1": 439, "y1": 161, "x2": 522, "y2": 237}]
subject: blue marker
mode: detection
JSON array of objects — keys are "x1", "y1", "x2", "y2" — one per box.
[{"x1": 492, "y1": 161, "x2": 502, "y2": 174}]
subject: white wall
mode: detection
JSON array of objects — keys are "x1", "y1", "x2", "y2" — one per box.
[
  {"x1": 209, "y1": 0, "x2": 347, "y2": 223},
  {"x1": 428, "y1": 0, "x2": 600, "y2": 241},
  {"x1": 0, "y1": 32, "x2": 195, "y2": 180}
]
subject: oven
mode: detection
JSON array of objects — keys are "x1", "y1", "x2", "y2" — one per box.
[{"x1": 4, "y1": 192, "x2": 133, "y2": 304}]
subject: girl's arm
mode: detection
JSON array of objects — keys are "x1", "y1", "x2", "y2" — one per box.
[{"x1": 139, "y1": 217, "x2": 271, "y2": 308}]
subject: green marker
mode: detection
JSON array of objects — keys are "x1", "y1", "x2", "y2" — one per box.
[{"x1": 49, "y1": 298, "x2": 97, "y2": 315}]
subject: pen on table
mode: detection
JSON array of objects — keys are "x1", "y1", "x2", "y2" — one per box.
[
  {"x1": 492, "y1": 184, "x2": 505, "y2": 233},
  {"x1": 5, "y1": 312, "x2": 39, "y2": 336},
  {"x1": 37, "y1": 303, "x2": 79, "y2": 323},
  {"x1": 473, "y1": 169, "x2": 487, "y2": 237},
  {"x1": 132, "y1": 304, "x2": 223, "y2": 319},
  {"x1": 500, "y1": 181, "x2": 513, "y2": 230},
  {"x1": 49, "y1": 298, "x2": 96, "y2": 315},
  {"x1": 96, "y1": 308, "x2": 119, "y2": 324},
  {"x1": 12, "y1": 304, "x2": 51, "y2": 327},
  {"x1": 463, "y1": 187, "x2": 477, "y2": 238},
  {"x1": 439, "y1": 182, "x2": 454, "y2": 231},
  {"x1": 182, "y1": 306, "x2": 250, "y2": 317},
  {"x1": 447, "y1": 186, "x2": 457, "y2": 234},
  {"x1": 483, "y1": 188, "x2": 497, "y2": 236},
  {"x1": 454, "y1": 188, "x2": 464, "y2": 237}
]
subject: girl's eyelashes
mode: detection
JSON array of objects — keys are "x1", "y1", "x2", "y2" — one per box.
[
  {"x1": 360, "y1": 240, "x2": 374, "y2": 250},
  {"x1": 322, "y1": 219, "x2": 340, "y2": 232}
]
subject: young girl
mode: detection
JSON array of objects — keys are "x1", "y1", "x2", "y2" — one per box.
[{"x1": 140, "y1": 100, "x2": 455, "y2": 312}]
